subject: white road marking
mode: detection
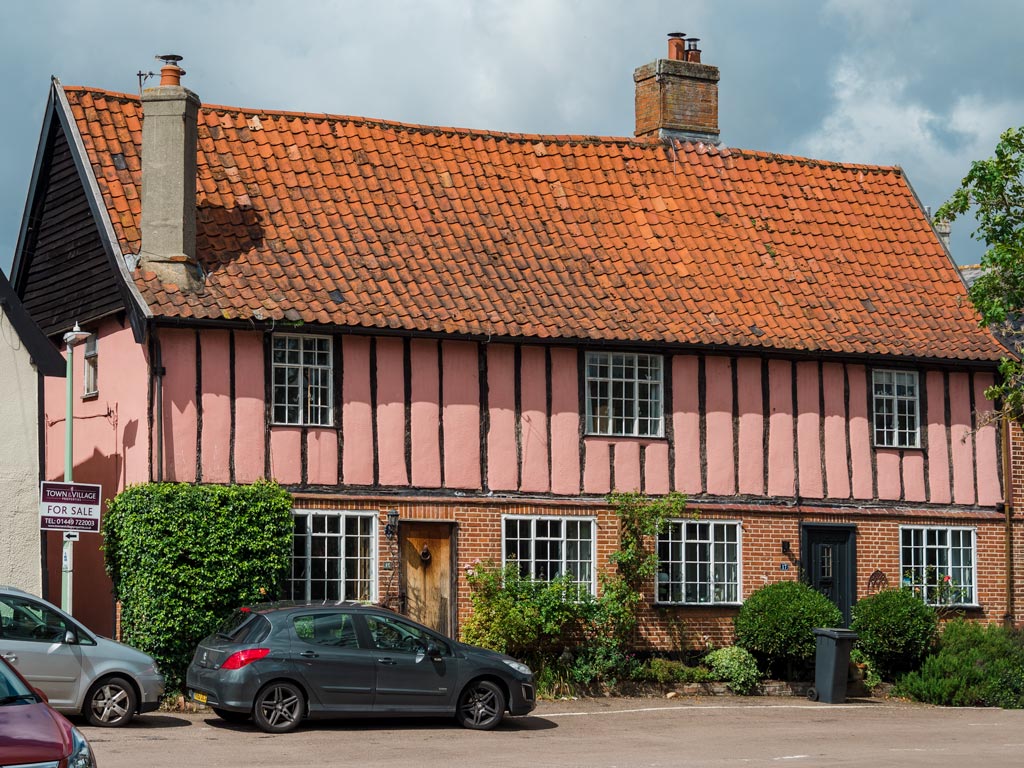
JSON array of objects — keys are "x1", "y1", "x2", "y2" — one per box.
[{"x1": 544, "y1": 704, "x2": 863, "y2": 717}]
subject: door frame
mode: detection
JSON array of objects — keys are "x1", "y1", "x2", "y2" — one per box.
[
  {"x1": 800, "y1": 523, "x2": 857, "y2": 626},
  {"x1": 397, "y1": 520, "x2": 458, "y2": 638}
]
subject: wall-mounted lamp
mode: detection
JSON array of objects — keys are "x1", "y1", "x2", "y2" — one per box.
[
  {"x1": 385, "y1": 509, "x2": 400, "y2": 540},
  {"x1": 781, "y1": 540, "x2": 791, "y2": 554}
]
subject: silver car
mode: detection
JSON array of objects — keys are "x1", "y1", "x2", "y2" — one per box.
[{"x1": 0, "y1": 586, "x2": 164, "y2": 726}]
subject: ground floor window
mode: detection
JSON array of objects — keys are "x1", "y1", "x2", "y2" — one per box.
[
  {"x1": 656, "y1": 521, "x2": 741, "y2": 604},
  {"x1": 288, "y1": 510, "x2": 376, "y2": 602},
  {"x1": 502, "y1": 515, "x2": 596, "y2": 594},
  {"x1": 900, "y1": 526, "x2": 976, "y2": 605}
]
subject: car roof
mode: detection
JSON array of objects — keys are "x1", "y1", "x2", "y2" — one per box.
[{"x1": 246, "y1": 601, "x2": 396, "y2": 617}]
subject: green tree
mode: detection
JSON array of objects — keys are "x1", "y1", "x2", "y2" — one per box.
[{"x1": 936, "y1": 126, "x2": 1024, "y2": 419}]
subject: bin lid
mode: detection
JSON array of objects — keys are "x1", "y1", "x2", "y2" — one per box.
[{"x1": 813, "y1": 627, "x2": 859, "y2": 639}]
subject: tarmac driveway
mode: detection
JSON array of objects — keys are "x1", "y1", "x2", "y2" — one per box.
[{"x1": 81, "y1": 696, "x2": 1024, "y2": 768}]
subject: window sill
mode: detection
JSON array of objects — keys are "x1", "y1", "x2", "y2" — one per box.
[
  {"x1": 653, "y1": 601, "x2": 743, "y2": 608},
  {"x1": 873, "y1": 444, "x2": 923, "y2": 451},
  {"x1": 584, "y1": 434, "x2": 668, "y2": 442},
  {"x1": 81, "y1": 392, "x2": 98, "y2": 401}
]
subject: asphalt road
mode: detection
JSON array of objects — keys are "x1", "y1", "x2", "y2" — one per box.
[{"x1": 80, "y1": 696, "x2": 1024, "y2": 768}]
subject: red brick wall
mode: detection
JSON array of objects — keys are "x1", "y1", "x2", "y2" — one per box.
[
  {"x1": 634, "y1": 59, "x2": 719, "y2": 138},
  {"x1": 292, "y1": 493, "x2": 1014, "y2": 647}
]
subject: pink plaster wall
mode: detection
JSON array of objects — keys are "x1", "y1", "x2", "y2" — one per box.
[
  {"x1": 376, "y1": 338, "x2": 408, "y2": 486},
  {"x1": 736, "y1": 358, "x2": 764, "y2": 496},
  {"x1": 410, "y1": 339, "x2": 441, "y2": 488},
  {"x1": 876, "y1": 449, "x2": 901, "y2": 499},
  {"x1": 342, "y1": 336, "x2": 373, "y2": 486},
  {"x1": 550, "y1": 348, "x2": 581, "y2": 495},
  {"x1": 442, "y1": 341, "x2": 481, "y2": 490},
  {"x1": 306, "y1": 429, "x2": 338, "y2": 486},
  {"x1": 583, "y1": 438, "x2": 612, "y2": 494},
  {"x1": 705, "y1": 356, "x2": 735, "y2": 495},
  {"x1": 200, "y1": 331, "x2": 231, "y2": 484},
  {"x1": 974, "y1": 373, "x2": 1001, "y2": 506},
  {"x1": 519, "y1": 346, "x2": 549, "y2": 493},
  {"x1": 767, "y1": 360, "x2": 795, "y2": 497},
  {"x1": 644, "y1": 442, "x2": 670, "y2": 495},
  {"x1": 486, "y1": 345, "x2": 517, "y2": 491},
  {"x1": 903, "y1": 451, "x2": 926, "y2": 503},
  {"x1": 614, "y1": 441, "x2": 642, "y2": 492},
  {"x1": 233, "y1": 332, "x2": 265, "y2": 483},
  {"x1": 673, "y1": 356, "x2": 701, "y2": 493},
  {"x1": 269, "y1": 428, "x2": 301, "y2": 484},
  {"x1": 848, "y1": 365, "x2": 873, "y2": 499},
  {"x1": 160, "y1": 329, "x2": 197, "y2": 482},
  {"x1": 796, "y1": 362, "x2": 823, "y2": 499},
  {"x1": 926, "y1": 371, "x2": 951, "y2": 504},
  {"x1": 822, "y1": 363, "x2": 849, "y2": 499},
  {"x1": 949, "y1": 373, "x2": 976, "y2": 505}
]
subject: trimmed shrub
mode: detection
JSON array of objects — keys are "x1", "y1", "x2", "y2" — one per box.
[
  {"x1": 850, "y1": 588, "x2": 937, "y2": 679},
  {"x1": 706, "y1": 646, "x2": 762, "y2": 695},
  {"x1": 895, "y1": 619, "x2": 1024, "y2": 708},
  {"x1": 734, "y1": 581, "x2": 842, "y2": 677},
  {"x1": 103, "y1": 481, "x2": 294, "y2": 691}
]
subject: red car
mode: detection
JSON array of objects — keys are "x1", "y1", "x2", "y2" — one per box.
[{"x1": 0, "y1": 655, "x2": 96, "y2": 767}]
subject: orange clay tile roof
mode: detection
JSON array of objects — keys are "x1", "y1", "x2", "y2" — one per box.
[{"x1": 64, "y1": 85, "x2": 1007, "y2": 361}]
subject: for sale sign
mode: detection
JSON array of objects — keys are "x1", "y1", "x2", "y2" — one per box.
[{"x1": 39, "y1": 482, "x2": 102, "y2": 533}]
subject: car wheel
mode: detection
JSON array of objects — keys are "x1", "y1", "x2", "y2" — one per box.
[
  {"x1": 456, "y1": 679, "x2": 506, "y2": 731},
  {"x1": 84, "y1": 676, "x2": 137, "y2": 727},
  {"x1": 212, "y1": 707, "x2": 251, "y2": 723},
  {"x1": 252, "y1": 681, "x2": 304, "y2": 734}
]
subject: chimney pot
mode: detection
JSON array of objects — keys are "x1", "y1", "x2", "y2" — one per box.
[
  {"x1": 667, "y1": 32, "x2": 686, "y2": 61},
  {"x1": 686, "y1": 38, "x2": 701, "y2": 63},
  {"x1": 159, "y1": 64, "x2": 184, "y2": 87}
]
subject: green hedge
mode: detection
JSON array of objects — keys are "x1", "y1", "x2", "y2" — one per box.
[{"x1": 103, "y1": 481, "x2": 294, "y2": 691}]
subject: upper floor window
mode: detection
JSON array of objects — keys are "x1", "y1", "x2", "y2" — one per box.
[
  {"x1": 288, "y1": 510, "x2": 375, "y2": 602},
  {"x1": 585, "y1": 351, "x2": 663, "y2": 437},
  {"x1": 900, "y1": 526, "x2": 976, "y2": 605},
  {"x1": 272, "y1": 334, "x2": 333, "y2": 426},
  {"x1": 656, "y1": 520, "x2": 741, "y2": 605},
  {"x1": 503, "y1": 515, "x2": 596, "y2": 595},
  {"x1": 83, "y1": 333, "x2": 98, "y2": 397},
  {"x1": 872, "y1": 369, "x2": 919, "y2": 448}
]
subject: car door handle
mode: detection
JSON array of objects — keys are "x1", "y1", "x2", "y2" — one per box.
[
  {"x1": 299, "y1": 651, "x2": 319, "y2": 659},
  {"x1": 1, "y1": 653, "x2": 15, "y2": 664},
  {"x1": 377, "y1": 657, "x2": 398, "y2": 665}
]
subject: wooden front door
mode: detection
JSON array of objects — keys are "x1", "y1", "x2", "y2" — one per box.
[
  {"x1": 399, "y1": 521, "x2": 456, "y2": 637},
  {"x1": 802, "y1": 524, "x2": 857, "y2": 626}
]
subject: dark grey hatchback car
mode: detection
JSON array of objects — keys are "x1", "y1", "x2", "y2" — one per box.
[{"x1": 186, "y1": 602, "x2": 536, "y2": 733}]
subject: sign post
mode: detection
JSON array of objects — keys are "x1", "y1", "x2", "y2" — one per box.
[
  {"x1": 58, "y1": 322, "x2": 91, "y2": 614},
  {"x1": 40, "y1": 480, "x2": 101, "y2": 615}
]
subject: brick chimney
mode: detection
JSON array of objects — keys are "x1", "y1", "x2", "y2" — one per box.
[
  {"x1": 634, "y1": 33, "x2": 720, "y2": 144},
  {"x1": 140, "y1": 56, "x2": 203, "y2": 291}
]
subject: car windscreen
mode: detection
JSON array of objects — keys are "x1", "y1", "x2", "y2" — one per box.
[
  {"x1": 214, "y1": 609, "x2": 271, "y2": 643},
  {"x1": 0, "y1": 661, "x2": 38, "y2": 705}
]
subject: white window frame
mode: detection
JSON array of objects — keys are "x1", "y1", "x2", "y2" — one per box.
[
  {"x1": 872, "y1": 369, "x2": 920, "y2": 448},
  {"x1": 900, "y1": 525, "x2": 977, "y2": 606},
  {"x1": 83, "y1": 333, "x2": 98, "y2": 397},
  {"x1": 272, "y1": 334, "x2": 334, "y2": 426},
  {"x1": 585, "y1": 351, "x2": 664, "y2": 437},
  {"x1": 502, "y1": 514, "x2": 597, "y2": 596},
  {"x1": 655, "y1": 519, "x2": 742, "y2": 605},
  {"x1": 288, "y1": 509, "x2": 377, "y2": 602}
]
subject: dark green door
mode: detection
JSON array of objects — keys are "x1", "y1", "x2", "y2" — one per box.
[{"x1": 802, "y1": 525, "x2": 856, "y2": 626}]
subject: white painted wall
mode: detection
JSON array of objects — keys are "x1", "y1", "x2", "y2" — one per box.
[{"x1": 0, "y1": 313, "x2": 45, "y2": 593}]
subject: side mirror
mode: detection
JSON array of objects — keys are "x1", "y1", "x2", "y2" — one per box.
[
  {"x1": 63, "y1": 630, "x2": 77, "y2": 645},
  {"x1": 426, "y1": 642, "x2": 442, "y2": 660},
  {"x1": 33, "y1": 687, "x2": 49, "y2": 703}
]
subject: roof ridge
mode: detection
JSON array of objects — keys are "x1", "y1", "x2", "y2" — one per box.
[{"x1": 60, "y1": 84, "x2": 901, "y2": 171}]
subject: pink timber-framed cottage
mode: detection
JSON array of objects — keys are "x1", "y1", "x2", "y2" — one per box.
[{"x1": 12, "y1": 37, "x2": 1022, "y2": 643}]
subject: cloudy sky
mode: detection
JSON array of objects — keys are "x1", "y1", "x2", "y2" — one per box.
[{"x1": 2, "y1": 0, "x2": 1022, "y2": 274}]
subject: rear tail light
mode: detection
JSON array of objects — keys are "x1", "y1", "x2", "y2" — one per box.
[{"x1": 220, "y1": 648, "x2": 270, "y2": 670}]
